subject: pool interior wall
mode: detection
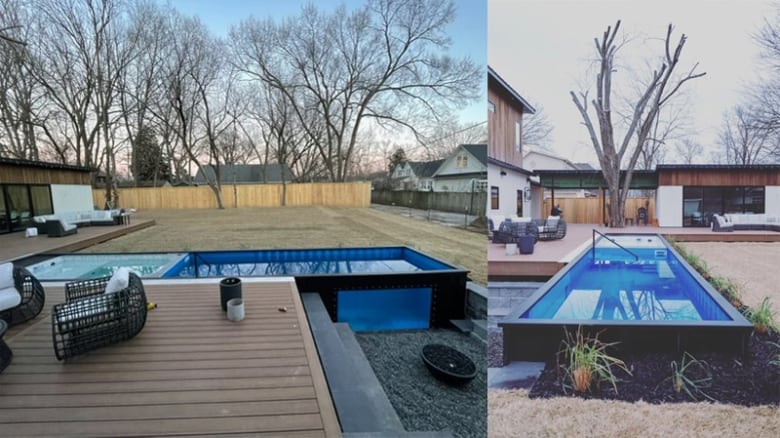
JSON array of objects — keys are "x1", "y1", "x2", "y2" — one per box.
[{"x1": 500, "y1": 234, "x2": 753, "y2": 362}]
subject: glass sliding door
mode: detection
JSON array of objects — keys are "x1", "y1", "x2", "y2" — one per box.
[
  {"x1": 30, "y1": 185, "x2": 53, "y2": 216},
  {"x1": 5, "y1": 185, "x2": 32, "y2": 231},
  {"x1": 0, "y1": 188, "x2": 8, "y2": 234},
  {"x1": 682, "y1": 186, "x2": 766, "y2": 227}
]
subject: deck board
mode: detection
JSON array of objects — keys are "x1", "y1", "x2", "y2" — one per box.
[{"x1": 0, "y1": 281, "x2": 340, "y2": 437}]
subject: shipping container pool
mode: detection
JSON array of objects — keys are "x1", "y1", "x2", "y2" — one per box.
[
  {"x1": 500, "y1": 234, "x2": 753, "y2": 362},
  {"x1": 19, "y1": 246, "x2": 469, "y2": 330}
]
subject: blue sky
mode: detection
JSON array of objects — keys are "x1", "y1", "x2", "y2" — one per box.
[{"x1": 167, "y1": 0, "x2": 487, "y2": 125}]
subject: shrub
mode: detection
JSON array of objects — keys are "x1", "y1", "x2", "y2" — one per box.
[
  {"x1": 661, "y1": 351, "x2": 715, "y2": 402},
  {"x1": 558, "y1": 327, "x2": 631, "y2": 394},
  {"x1": 745, "y1": 297, "x2": 778, "y2": 334}
]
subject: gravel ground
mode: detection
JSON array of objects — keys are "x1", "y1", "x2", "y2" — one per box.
[{"x1": 355, "y1": 329, "x2": 487, "y2": 438}]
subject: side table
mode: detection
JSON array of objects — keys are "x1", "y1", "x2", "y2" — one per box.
[{"x1": 0, "y1": 320, "x2": 11, "y2": 373}]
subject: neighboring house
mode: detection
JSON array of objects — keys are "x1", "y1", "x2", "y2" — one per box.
[
  {"x1": 193, "y1": 163, "x2": 294, "y2": 184},
  {"x1": 487, "y1": 66, "x2": 540, "y2": 219},
  {"x1": 390, "y1": 159, "x2": 444, "y2": 191},
  {"x1": 523, "y1": 147, "x2": 597, "y2": 198},
  {"x1": 432, "y1": 144, "x2": 487, "y2": 192}
]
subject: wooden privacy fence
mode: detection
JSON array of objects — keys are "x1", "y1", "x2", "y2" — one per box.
[
  {"x1": 542, "y1": 197, "x2": 656, "y2": 224},
  {"x1": 93, "y1": 182, "x2": 371, "y2": 210}
]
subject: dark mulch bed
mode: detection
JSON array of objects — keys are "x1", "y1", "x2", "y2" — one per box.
[{"x1": 527, "y1": 331, "x2": 780, "y2": 406}]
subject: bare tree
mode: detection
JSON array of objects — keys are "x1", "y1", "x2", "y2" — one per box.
[
  {"x1": 230, "y1": 0, "x2": 481, "y2": 182},
  {"x1": 571, "y1": 20, "x2": 705, "y2": 227},
  {"x1": 521, "y1": 105, "x2": 554, "y2": 149},
  {"x1": 719, "y1": 105, "x2": 773, "y2": 165},
  {"x1": 417, "y1": 118, "x2": 487, "y2": 160},
  {"x1": 674, "y1": 138, "x2": 704, "y2": 164}
]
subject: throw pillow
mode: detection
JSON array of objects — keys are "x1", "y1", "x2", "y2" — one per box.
[
  {"x1": 0, "y1": 262, "x2": 14, "y2": 290},
  {"x1": 105, "y1": 267, "x2": 130, "y2": 294}
]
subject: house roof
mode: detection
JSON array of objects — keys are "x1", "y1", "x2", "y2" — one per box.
[
  {"x1": 461, "y1": 144, "x2": 487, "y2": 166},
  {"x1": 194, "y1": 163, "x2": 294, "y2": 184},
  {"x1": 408, "y1": 160, "x2": 445, "y2": 178},
  {"x1": 487, "y1": 66, "x2": 536, "y2": 114},
  {"x1": 573, "y1": 162, "x2": 596, "y2": 170},
  {"x1": 0, "y1": 156, "x2": 95, "y2": 172}
]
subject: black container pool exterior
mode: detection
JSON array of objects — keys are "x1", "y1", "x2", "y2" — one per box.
[
  {"x1": 500, "y1": 234, "x2": 753, "y2": 363},
  {"x1": 19, "y1": 246, "x2": 469, "y2": 331}
]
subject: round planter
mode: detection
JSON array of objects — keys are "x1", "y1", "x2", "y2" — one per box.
[
  {"x1": 227, "y1": 298, "x2": 245, "y2": 322},
  {"x1": 219, "y1": 277, "x2": 242, "y2": 311}
]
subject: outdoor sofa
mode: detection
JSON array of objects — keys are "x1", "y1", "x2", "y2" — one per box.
[
  {"x1": 711, "y1": 213, "x2": 780, "y2": 232},
  {"x1": 0, "y1": 262, "x2": 46, "y2": 327},
  {"x1": 52, "y1": 268, "x2": 148, "y2": 360},
  {"x1": 491, "y1": 217, "x2": 538, "y2": 244},
  {"x1": 32, "y1": 209, "x2": 123, "y2": 235}
]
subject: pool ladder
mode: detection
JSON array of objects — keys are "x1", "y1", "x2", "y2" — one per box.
[{"x1": 592, "y1": 229, "x2": 640, "y2": 262}]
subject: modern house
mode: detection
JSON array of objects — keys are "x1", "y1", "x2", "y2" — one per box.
[
  {"x1": 0, "y1": 157, "x2": 95, "y2": 234},
  {"x1": 655, "y1": 164, "x2": 780, "y2": 227},
  {"x1": 193, "y1": 163, "x2": 295, "y2": 185},
  {"x1": 390, "y1": 159, "x2": 444, "y2": 191},
  {"x1": 534, "y1": 164, "x2": 780, "y2": 227},
  {"x1": 487, "y1": 66, "x2": 540, "y2": 219},
  {"x1": 432, "y1": 144, "x2": 487, "y2": 192}
]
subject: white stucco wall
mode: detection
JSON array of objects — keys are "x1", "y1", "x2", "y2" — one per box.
[
  {"x1": 656, "y1": 185, "x2": 682, "y2": 227},
  {"x1": 51, "y1": 184, "x2": 94, "y2": 213},
  {"x1": 766, "y1": 186, "x2": 780, "y2": 217},
  {"x1": 487, "y1": 164, "x2": 531, "y2": 219}
]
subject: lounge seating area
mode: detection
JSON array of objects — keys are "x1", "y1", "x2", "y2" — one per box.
[
  {"x1": 32, "y1": 209, "x2": 124, "y2": 237},
  {"x1": 0, "y1": 262, "x2": 46, "y2": 327},
  {"x1": 535, "y1": 216, "x2": 567, "y2": 241},
  {"x1": 711, "y1": 213, "x2": 780, "y2": 232},
  {"x1": 52, "y1": 268, "x2": 148, "y2": 360}
]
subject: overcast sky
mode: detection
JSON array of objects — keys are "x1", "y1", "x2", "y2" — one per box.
[{"x1": 489, "y1": 0, "x2": 776, "y2": 166}]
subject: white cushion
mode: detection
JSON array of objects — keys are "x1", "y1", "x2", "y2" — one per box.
[
  {"x1": 62, "y1": 222, "x2": 77, "y2": 232},
  {"x1": 0, "y1": 262, "x2": 14, "y2": 290},
  {"x1": 105, "y1": 267, "x2": 130, "y2": 294},
  {"x1": 545, "y1": 216, "x2": 559, "y2": 227},
  {"x1": 0, "y1": 287, "x2": 21, "y2": 312}
]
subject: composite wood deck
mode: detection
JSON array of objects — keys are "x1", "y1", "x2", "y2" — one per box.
[
  {"x1": 0, "y1": 219, "x2": 155, "y2": 264},
  {"x1": 0, "y1": 280, "x2": 340, "y2": 437}
]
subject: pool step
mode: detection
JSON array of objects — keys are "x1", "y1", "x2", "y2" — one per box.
[{"x1": 301, "y1": 293, "x2": 405, "y2": 435}]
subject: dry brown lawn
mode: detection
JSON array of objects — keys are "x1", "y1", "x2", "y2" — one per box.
[
  {"x1": 489, "y1": 241, "x2": 780, "y2": 436},
  {"x1": 489, "y1": 389, "x2": 780, "y2": 437},
  {"x1": 82, "y1": 206, "x2": 487, "y2": 285}
]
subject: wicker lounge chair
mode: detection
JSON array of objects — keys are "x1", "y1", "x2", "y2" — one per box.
[
  {"x1": 536, "y1": 216, "x2": 567, "y2": 241},
  {"x1": 492, "y1": 219, "x2": 538, "y2": 244},
  {"x1": 0, "y1": 263, "x2": 46, "y2": 327},
  {"x1": 52, "y1": 269, "x2": 148, "y2": 360}
]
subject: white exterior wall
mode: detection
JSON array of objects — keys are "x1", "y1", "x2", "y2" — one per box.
[
  {"x1": 51, "y1": 184, "x2": 94, "y2": 213},
  {"x1": 487, "y1": 164, "x2": 531, "y2": 219},
  {"x1": 656, "y1": 185, "x2": 683, "y2": 227},
  {"x1": 766, "y1": 186, "x2": 780, "y2": 217}
]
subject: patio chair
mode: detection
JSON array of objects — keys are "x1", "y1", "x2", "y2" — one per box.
[
  {"x1": 637, "y1": 207, "x2": 648, "y2": 226},
  {"x1": 0, "y1": 263, "x2": 46, "y2": 327},
  {"x1": 492, "y1": 219, "x2": 537, "y2": 244},
  {"x1": 536, "y1": 216, "x2": 567, "y2": 241},
  {"x1": 52, "y1": 268, "x2": 148, "y2": 361}
]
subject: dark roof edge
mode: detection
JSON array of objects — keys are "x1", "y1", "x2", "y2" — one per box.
[
  {"x1": 0, "y1": 157, "x2": 95, "y2": 172},
  {"x1": 488, "y1": 66, "x2": 536, "y2": 114},
  {"x1": 656, "y1": 164, "x2": 780, "y2": 170},
  {"x1": 487, "y1": 157, "x2": 535, "y2": 175}
]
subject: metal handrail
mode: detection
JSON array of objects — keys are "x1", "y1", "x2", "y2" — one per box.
[{"x1": 592, "y1": 229, "x2": 639, "y2": 261}]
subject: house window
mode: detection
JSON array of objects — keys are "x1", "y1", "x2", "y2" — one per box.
[
  {"x1": 491, "y1": 186, "x2": 499, "y2": 210},
  {"x1": 488, "y1": 101, "x2": 496, "y2": 113},
  {"x1": 515, "y1": 121, "x2": 521, "y2": 153},
  {"x1": 456, "y1": 155, "x2": 468, "y2": 168},
  {"x1": 475, "y1": 180, "x2": 487, "y2": 192}
]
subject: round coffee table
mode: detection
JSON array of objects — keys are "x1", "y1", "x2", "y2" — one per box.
[
  {"x1": 0, "y1": 320, "x2": 11, "y2": 373},
  {"x1": 421, "y1": 343, "x2": 476, "y2": 385}
]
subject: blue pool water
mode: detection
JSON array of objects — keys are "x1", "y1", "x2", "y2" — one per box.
[
  {"x1": 500, "y1": 234, "x2": 753, "y2": 361},
  {"x1": 522, "y1": 235, "x2": 729, "y2": 321},
  {"x1": 21, "y1": 246, "x2": 468, "y2": 332}
]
